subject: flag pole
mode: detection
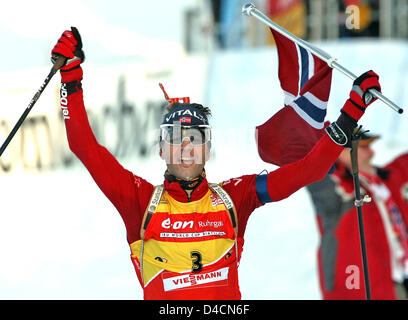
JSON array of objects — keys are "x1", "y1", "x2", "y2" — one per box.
[{"x1": 242, "y1": 3, "x2": 404, "y2": 115}]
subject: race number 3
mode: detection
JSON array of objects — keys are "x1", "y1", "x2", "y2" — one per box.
[{"x1": 190, "y1": 251, "x2": 203, "y2": 272}]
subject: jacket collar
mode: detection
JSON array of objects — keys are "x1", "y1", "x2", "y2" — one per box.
[{"x1": 164, "y1": 175, "x2": 209, "y2": 202}]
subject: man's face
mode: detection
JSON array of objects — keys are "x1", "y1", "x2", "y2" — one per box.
[
  {"x1": 338, "y1": 143, "x2": 375, "y2": 172},
  {"x1": 161, "y1": 139, "x2": 210, "y2": 180},
  {"x1": 357, "y1": 144, "x2": 375, "y2": 169},
  {"x1": 159, "y1": 122, "x2": 211, "y2": 181}
]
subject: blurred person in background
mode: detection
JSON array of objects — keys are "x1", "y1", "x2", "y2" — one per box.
[
  {"x1": 50, "y1": 27, "x2": 382, "y2": 300},
  {"x1": 307, "y1": 132, "x2": 408, "y2": 299},
  {"x1": 210, "y1": 0, "x2": 248, "y2": 48}
]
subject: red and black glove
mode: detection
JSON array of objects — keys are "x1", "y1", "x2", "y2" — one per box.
[
  {"x1": 341, "y1": 70, "x2": 381, "y2": 121},
  {"x1": 51, "y1": 27, "x2": 85, "y2": 82},
  {"x1": 326, "y1": 70, "x2": 381, "y2": 147}
]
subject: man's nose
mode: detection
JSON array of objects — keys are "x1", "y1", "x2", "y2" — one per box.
[{"x1": 181, "y1": 137, "x2": 192, "y2": 149}]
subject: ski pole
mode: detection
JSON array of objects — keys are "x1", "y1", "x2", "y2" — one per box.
[
  {"x1": 0, "y1": 56, "x2": 66, "y2": 157},
  {"x1": 350, "y1": 127, "x2": 372, "y2": 300},
  {"x1": 242, "y1": 3, "x2": 404, "y2": 115}
]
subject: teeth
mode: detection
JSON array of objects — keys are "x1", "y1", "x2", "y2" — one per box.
[{"x1": 181, "y1": 158, "x2": 194, "y2": 164}]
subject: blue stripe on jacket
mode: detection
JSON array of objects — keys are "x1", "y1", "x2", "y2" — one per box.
[{"x1": 255, "y1": 174, "x2": 272, "y2": 204}]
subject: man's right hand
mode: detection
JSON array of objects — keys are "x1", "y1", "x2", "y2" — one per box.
[{"x1": 51, "y1": 27, "x2": 85, "y2": 72}]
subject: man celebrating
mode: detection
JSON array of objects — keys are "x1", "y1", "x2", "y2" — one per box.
[{"x1": 51, "y1": 27, "x2": 381, "y2": 299}]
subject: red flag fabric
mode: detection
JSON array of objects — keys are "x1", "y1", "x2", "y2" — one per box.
[{"x1": 256, "y1": 28, "x2": 333, "y2": 166}]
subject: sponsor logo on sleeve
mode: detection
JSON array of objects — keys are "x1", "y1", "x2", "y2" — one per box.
[{"x1": 60, "y1": 83, "x2": 70, "y2": 120}]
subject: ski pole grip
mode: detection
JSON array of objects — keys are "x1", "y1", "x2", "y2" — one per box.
[{"x1": 52, "y1": 55, "x2": 67, "y2": 73}]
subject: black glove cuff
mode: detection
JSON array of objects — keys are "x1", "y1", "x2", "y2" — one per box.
[{"x1": 325, "y1": 111, "x2": 357, "y2": 148}]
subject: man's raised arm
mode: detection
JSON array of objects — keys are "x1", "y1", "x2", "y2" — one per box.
[{"x1": 51, "y1": 28, "x2": 154, "y2": 219}]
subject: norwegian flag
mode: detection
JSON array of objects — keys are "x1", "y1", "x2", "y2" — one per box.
[
  {"x1": 256, "y1": 29, "x2": 333, "y2": 167},
  {"x1": 180, "y1": 116, "x2": 192, "y2": 124}
]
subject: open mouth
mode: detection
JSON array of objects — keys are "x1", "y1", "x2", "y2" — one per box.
[{"x1": 181, "y1": 158, "x2": 194, "y2": 165}]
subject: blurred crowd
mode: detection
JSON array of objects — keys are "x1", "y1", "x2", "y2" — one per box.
[{"x1": 185, "y1": 0, "x2": 408, "y2": 51}]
